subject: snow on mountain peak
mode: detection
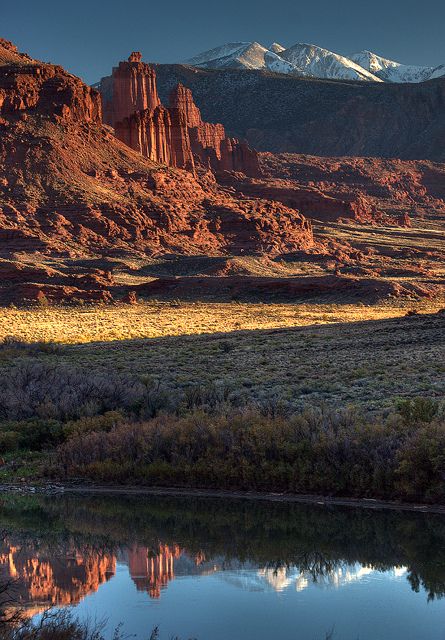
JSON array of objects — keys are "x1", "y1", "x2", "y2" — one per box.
[
  {"x1": 186, "y1": 42, "x2": 254, "y2": 68},
  {"x1": 186, "y1": 41, "x2": 301, "y2": 74},
  {"x1": 280, "y1": 43, "x2": 383, "y2": 82},
  {"x1": 269, "y1": 43, "x2": 286, "y2": 54},
  {"x1": 185, "y1": 41, "x2": 445, "y2": 83},
  {"x1": 349, "y1": 50, "x2": 438, "y2": 83}
]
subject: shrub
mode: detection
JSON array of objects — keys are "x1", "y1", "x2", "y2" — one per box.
[
  {"x1": 0, "y1": 361, "x2": 169, "y2": 423},
  {"x1": 396, "y1": 397, "x2": 439, "y2": 425},
  {"x1": 0, "y1": 431, "x2": 20, "y2": 453},
  {"x1": 0, "y1": 336, "x2": 64, "y2": 356},
  {"x1": 2, "y1": 609, "x2": 130, "y2": 640},
  {"x1": 0, "y1": 419, "x2": 63, "y2": 452},
  {"x1": 63, "y1": 411, "x2": 124, "y2": 438},
  {"x1": 53, "y1": 406, "x2": 445, "y2": 503},
  {"x1": 396, "y1": 422, "x2": 445, "y2": 502}
]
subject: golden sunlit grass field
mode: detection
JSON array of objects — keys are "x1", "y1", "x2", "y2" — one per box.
[
  {"x1": 1, "y1": 300, "x2": 444, "y2": 412},
  {"x1": 1, "y1": 299, "x2": 443, "y2": 344}
]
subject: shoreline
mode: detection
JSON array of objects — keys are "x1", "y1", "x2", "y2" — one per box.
[{"x1": 1, "y1": 483, "x2": 445, "y2": 515}]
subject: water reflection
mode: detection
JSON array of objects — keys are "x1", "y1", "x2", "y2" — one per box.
[
  {"x1": 0, "y1": 541, "x2": 115, "y2": 616},
  {"x1": 0, "y1": 493, "x2": 445, "y2": 615},
  {"x1": 0, "y1": 538, "x2": 413, "y2": 614}
]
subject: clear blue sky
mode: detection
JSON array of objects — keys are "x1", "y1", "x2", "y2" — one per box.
[{"x1": 3, "y1": 0, "x2": 445, "y2": 84}]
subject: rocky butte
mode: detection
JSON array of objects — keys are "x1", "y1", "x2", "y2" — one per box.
[{"x1": 98, "y1": 53, "x2": 260, "y2": 176}]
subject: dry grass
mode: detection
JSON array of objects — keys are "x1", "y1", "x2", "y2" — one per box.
[
  {"x1": 0, "y1": 299, "x2": 443, "y2": 345},
  {"x1": 0, "y1": 301, "x2": 443, "y2": 412}
]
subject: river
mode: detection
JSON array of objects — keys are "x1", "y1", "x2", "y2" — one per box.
[{"x1": 0, "y1": 492, "x2": 444, "y2": 639}]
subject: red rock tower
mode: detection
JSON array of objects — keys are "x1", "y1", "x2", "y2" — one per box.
[
  {"x1": 100, "y1": 53, "x2": 260, "y2": 176},
  {"x1": 103, "y1": 53, "x2": 160, "y2": 127}
]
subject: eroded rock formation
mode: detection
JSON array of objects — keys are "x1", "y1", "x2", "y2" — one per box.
[
  {"x1": 99, "y1": 54, "x2": 260, "y2": 176},
  {"x1": 0, "y1": 60, "x2": 101, "y2": 123},
  {"x1": 0, "y1": 39, "x2": 314, "y2": 305},
  {"x1": 102, "y1": 55, "x2": 160, "y2": 127},
  {"x1": 258, "y1": 153, "x2": 445, "y2": 223}
]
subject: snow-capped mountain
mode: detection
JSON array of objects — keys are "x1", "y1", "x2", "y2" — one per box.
[
  {"x1": 349, "y1": 50, "x2": 444, "y2": 83},
  {"x1": 186, "y1": 42, "x2": 300, "y2": 74},
  {"x1": 280, "y1": 43, "x2": 382, "y2": 82},
  {"x1": 269, "y1": 42, "x2": 286, "y2": 54},
  {"x1": 185, "y1": 41, "x2": 445, "y2": 84}
]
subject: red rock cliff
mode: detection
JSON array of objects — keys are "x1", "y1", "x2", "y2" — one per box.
[
  {"x1": 100, "y1": 54, "x2": 260, "y2": 176},
  {"x1": 0, "y1": 62, "x2": 101, "y2": 123},
  {"x1": 102, "y1": 54, "x2": 160, "y2": 127}
]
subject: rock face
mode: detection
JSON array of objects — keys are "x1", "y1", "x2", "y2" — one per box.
[
  {"x1": 219, "y1": 171, "x2": 388, "y2": 224},
  {"x1": 258, "y1": 153, "x2": 445, "y2": 222},
  {"x1": 102, "y1": 55, "x2": 160, "y2": 127},
  {"x1": 98, "y1": 55, "x2": 260, "y2": 176},
  {"x1": 0, "y1": 38, "x2": 36, "y2": 66},
  {"x1": 0, "y1": 60, "x2": 101, "y2": 123}
]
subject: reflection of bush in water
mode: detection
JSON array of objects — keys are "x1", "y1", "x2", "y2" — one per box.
[{"x1": 1, "y1": 494, "x2": 445, "y2": 601}]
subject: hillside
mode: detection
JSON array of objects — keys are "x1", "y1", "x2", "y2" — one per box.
[{"x1": 151, "y1": 64, "x2": 445, "y2": 160}]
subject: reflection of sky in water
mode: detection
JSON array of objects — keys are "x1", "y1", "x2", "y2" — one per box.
[
  {"x1": 68, "y1": 560, "x2": 444, "y2": 640},
  {"x1": 253, "y1": 563, "x2": 408, "y2": 592}
]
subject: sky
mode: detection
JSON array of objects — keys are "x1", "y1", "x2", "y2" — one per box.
[{"x1": 3, "y1": 0, "x2": 445, "y2": 84}]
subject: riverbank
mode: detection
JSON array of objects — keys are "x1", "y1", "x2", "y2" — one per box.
[
  {"x1": 1, "y1": 309, "x2": 444, "y2": 509},
  {"x1": 2, "y1": 483, "x2": 445, "y2": 515},
  {"x1": 1, "y1": 399, "x2": 445, "y2": 506}
]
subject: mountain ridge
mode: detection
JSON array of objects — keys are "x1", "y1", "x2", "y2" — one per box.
[{"x1": 185, "y1": 40, "x2": 445, "y2": 83}]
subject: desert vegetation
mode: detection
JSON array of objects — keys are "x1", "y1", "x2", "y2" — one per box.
[
  {"x1": 0, "y1": 306, "x2": 443, "y2": 504},
  {"x1": 0, "y1": 300, "x2": 439, "y2": 345},
  {"x1": 51, "y1": 403, "x2": 445, "y2": 503},
  {"x1": 0, "y1": 305, "x2": 443, "y2": 414},
  {"x1": 0, "y1": 355, "x2": 443, "y2": 502}
]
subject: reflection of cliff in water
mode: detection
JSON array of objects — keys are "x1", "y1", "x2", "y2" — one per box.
[
  {"x1": 0, "y1": 541, "x2": 115, "y2": 615},
  {"x1": 1, "y1": 492, "x2": 445, "y2": 609}
]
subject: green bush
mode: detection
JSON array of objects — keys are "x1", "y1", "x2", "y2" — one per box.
[
  {"x1": 396, "y1": 423, "x2": 445, "y2": 502},
  {"x1": 0, "y1": 419, "x2": 63, "y2": 452},
  {"x1": 0, "y1": 431, "x2": 20, "y2": 453},
  {"x1": 63, "y1": 411, "x2": 124, "y2": 438},
  {"x1": 397, "y1": 397, "x2": 439, "y2": 425}
]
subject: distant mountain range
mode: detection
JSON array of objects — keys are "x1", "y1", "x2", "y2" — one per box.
[
  {"x1": 153, "y1": 63, "x2": 445, "y2": 160},
  {"x1": 185, "y1": 42, "x2": 445, "y2": 83}
]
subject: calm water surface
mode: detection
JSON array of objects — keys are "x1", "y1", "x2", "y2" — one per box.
[{"x1": 0, "y1": 492, "x2": 444, "y2": 639}]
